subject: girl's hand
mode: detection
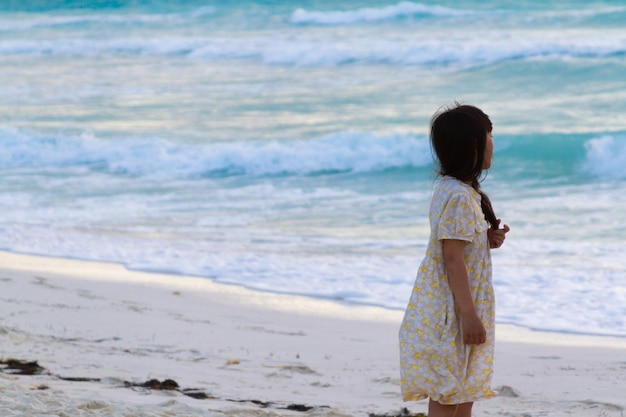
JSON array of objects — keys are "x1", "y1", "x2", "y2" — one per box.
[
  {"x1": 462, "y1": 313, "x2": 487, "y2": 345},
  {"x1": 488, "y1": 219, "x2": 510, "y2": 248}
]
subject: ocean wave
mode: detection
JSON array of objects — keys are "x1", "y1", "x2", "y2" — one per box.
[
  {"x1": 582, "y1": 135, "x2": 626, "y2": 180},
  {"x1": 4, "y1": 127, "x2": 626, "y2": 182},
  {"x1": 539, "y1": 6, "x2": 626, "y2": 24},
  {"x1": 290, "y1": 2, "x2": 466, "y2": 25},
  {"x1": 0, "y1": 127, "x2": 431, "y2": 179},
  {"x1": 2, "y1": 3, "x2": 625, "y2": 33},
  {"x1": 290, "y1": 2, "x2": 626, "y2": 26},
  {"x1": 0, "y1": 15, "x2": 177, "y2": 32},
  {"x1": 0, "y1": 7, "x2": 216, "y2": 32},
  {"x1": 2, "y1": 30, "x2": 625, "y2": 68}
]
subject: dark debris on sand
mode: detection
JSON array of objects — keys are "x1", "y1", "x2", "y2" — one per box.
[
  {"x1": 1, "y1": 359, "x2": 326, "y2": 413},
  {"x1": 0, "y1": 358, "x2": 45, "y2": 375},
  {"x1": 229, "y1": 399, "x2": 318, "y2": 412},
  {"x1": 126, "y1": 378, "x2": 180, "y2": 390},
  {"x1": 369, "y1": 408, "x2": 427, "y2": 417},
  {"x1": 124, "y1": 378, "x2": 219, "y2": 400}
]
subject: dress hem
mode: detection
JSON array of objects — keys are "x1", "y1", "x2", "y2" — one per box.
[{"x1": 402, "y1": 390, "x2": 497, "y2": 405}]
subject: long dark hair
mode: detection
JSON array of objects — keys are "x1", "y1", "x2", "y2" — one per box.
[{"x1": 430, "y1": 104, "x2": 498, "y2": 228}]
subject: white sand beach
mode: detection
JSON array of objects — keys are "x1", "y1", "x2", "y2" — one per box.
[{"x1": 1, "y1": 250, "x2": 625, "y2": 417}]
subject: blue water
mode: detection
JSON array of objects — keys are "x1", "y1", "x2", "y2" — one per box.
[{"x1": 1, "y1": 1, "x2": 625, "y2": 337}]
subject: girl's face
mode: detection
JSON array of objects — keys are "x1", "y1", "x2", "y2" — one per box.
[{"x1": 482, "y1": 132, "x2": 494, "y2": 169}]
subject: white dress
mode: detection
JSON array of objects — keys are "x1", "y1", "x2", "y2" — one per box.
[{"x1": 399, "y1": 176, "x2": 496, "y2": 404}]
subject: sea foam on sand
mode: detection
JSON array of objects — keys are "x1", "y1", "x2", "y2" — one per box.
[{"x1": 1, "y1": 251, "x2": 625, "y2": 416}]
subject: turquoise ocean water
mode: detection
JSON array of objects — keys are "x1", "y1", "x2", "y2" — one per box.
[{"x1": 1, "y1": 0, "x2": 625, "y2": 336}]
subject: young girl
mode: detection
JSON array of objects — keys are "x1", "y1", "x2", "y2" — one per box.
[{"x1": 399, "y1": 104, "x2": 509, "y2": 417}]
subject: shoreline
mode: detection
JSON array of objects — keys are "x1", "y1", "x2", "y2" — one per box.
[
  {"x1": 3, "y1": 250, "x2": 625, "y2": 344},
  {"x1": 1, "y1": 251, "x2": 625, "y2": 416}
]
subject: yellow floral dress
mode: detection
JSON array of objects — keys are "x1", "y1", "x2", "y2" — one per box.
[{"x1": 399, "y1": 176, "x2": 496, "y2": 405}]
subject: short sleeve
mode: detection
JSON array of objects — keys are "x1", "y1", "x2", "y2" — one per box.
[{"x1": 437, "y1": 192, "x2": 479, "y2": 242}]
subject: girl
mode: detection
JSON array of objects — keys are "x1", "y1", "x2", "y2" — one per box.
[{"x1": 399, "y1": 104, "x2": 509, "y2": 417}]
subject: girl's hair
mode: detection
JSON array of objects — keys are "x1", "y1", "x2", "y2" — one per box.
[{"x1": 430, "y1": 104, "x2": 498, "y2": 228}]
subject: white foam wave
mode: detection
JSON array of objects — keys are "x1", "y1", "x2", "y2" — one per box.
[
  {"x1": 582, "y1": 135, "x2": 626, "y2": 180},
  {"x1": 290, "y1": 3, "x2": 626, "y2": 27},
  {"x1": 0, "y1": 15, "x2": 172, "y2": 32},
  {"x1": 540, "y1": 6, "x2": 626, "y2": 22},
  {"x1": 0, "y1": 127, "x2": 431, "y2": 178},
  {"x1": 0, "y1": 7, "x2": 216, "y2": 32},
  {"x1": 290, "y1": 1, "x2": 465, "y2": 25},
  {"x1": 1, "y1": 29, "x2": 624, "y2": 68}
]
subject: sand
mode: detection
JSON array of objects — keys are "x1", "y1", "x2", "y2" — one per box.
[{"x1": 1, "y1": 251, "x2": 625, "y2": 416}]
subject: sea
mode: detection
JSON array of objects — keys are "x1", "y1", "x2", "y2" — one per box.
[{"x1": 0, "y1": 0, "x2": 625, "y2": 338}]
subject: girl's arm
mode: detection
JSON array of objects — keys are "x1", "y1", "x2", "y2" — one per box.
[{"x1": 442, "y1": 239, "x2": 486, "y2": 345}]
